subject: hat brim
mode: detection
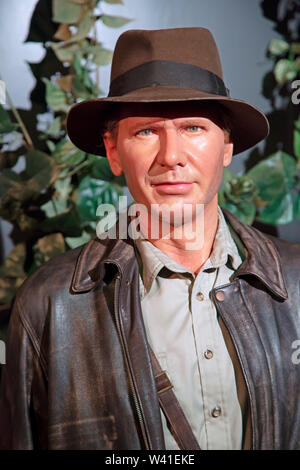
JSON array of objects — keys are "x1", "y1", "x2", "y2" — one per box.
[{"x1": 66, "y1": 86, "x2": 269, "y2": 156}]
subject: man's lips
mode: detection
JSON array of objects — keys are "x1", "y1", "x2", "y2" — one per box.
[{"x1": 152, "y1": 181, "x2": 193, "y2": 195}]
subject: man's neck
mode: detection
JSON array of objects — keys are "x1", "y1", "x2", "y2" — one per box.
[{"x1": 138, "y1": 198, "x2": 219, "y2": 274}]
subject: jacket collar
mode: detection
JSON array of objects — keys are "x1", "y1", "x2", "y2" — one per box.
[
  {"x1": 71, "y1": 208, "x2": 288, "y2": 300},
  {"x1": 222, "y1": 208, "x2": 288, "y2": 300}
]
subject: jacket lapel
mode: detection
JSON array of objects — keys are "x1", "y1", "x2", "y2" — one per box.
[{"x1": 222, "y1": 208, "x2": 288, "y2": 300}]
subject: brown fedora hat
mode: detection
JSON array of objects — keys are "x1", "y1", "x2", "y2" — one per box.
[{"x1": 66, "y1": 27, "x2": 269, "y2": 156}]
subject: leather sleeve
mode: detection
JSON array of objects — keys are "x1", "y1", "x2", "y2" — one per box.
[{"x1": 0, "y1": 297, "x2": 40, "y2": 449}]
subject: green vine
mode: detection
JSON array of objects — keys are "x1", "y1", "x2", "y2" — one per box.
[
  {"x1": 0, "y1": 0, "x2": 130, "y2": 307},
  {"x1": 219, "y1": 28, "x2": 300, "y2": 226}
]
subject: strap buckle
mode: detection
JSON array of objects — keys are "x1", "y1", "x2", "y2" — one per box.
[{"x1": 155, "y1": 370, "x2": 173, "y2": 394}]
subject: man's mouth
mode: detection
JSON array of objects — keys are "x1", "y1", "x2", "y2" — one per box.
[{"x1": 152, "y1": 181, "x2": 193, "y2": 195}]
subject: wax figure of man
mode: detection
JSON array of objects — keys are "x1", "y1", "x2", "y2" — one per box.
[{"x1": 1, "y1": 27, "x2": 300, "y2": 451}]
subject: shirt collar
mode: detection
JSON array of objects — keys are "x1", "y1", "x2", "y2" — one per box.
[{"x1": 134, "y1": 205, "x2": 242, "y2": 295}]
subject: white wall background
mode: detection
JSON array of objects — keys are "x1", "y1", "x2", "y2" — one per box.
[{"x1": 1, "y1": 0, "x2": 299, "y2": 254}]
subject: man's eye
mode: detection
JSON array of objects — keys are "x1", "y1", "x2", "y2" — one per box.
[
  {"x1": 186, "y1": 125, "x2": 202, "y2": 132},
  {"x1": 136, "y1": 128, "x2": 154, "y2": 136}
]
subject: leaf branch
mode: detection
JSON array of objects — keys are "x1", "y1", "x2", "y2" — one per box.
[{"x1": 0, "y1": 73, "x2": 34, "y2": 150}]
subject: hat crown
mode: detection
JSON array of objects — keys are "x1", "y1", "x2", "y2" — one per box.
[
  {"x1": 66, "y1": 27, "x2": 269, "y2": 158},
  {"x1": 110, "y1": 27, "x2": 224, "y2": 83}
]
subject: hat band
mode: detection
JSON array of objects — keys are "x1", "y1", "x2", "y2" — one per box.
[{"x1": 108, "y1": 60, "x2": 229, "y2": 97}]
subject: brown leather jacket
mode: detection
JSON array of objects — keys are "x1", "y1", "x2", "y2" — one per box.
[{"x1": 0, "y1": 209, "x2": 300, "y2": 450}]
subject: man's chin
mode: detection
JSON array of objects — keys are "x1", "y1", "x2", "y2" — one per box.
[{"x1": 145, "y1": 201, "x2": 205, "y2": 226}]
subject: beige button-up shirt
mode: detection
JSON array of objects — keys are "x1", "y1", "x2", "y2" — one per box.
[{"x1": 134, "y1": 207, "x2": 243, "y2": 450}]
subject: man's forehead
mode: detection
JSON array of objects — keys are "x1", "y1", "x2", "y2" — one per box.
[{"x1": 120, "y1": 115, "x2": 214, "y2": 129}]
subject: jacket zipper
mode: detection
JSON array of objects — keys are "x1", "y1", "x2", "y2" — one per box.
[{"x1": 113, "y1": 273, "x2": 150, "y2": 450}]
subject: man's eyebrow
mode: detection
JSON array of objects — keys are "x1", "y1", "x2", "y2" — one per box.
[
  {"x1": 129, "y1": 119, "x2": 164, "y2": 132},
  {"x1": 129, "y1": 116, "x2": 209, "y2": 131}
]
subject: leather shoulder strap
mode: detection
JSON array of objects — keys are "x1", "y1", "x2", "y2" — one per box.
[{"x1": 149, "y1": 346, "x2": 201, "y2": 451}]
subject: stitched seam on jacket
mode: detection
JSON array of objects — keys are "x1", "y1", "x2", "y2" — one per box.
[
  {"x1": 15, "y1": 297, "x2": 48, "y2": 380},
  {"x1": 238, "y1": 281, "x2": 276, "y2": 449},
  {"x1": 263, "y1": 237, "x2": 288, "y2": 295}
]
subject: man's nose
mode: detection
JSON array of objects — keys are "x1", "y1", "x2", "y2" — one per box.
[{"x1": 156, "y1": 128, "x2": 187, "y2": 167}]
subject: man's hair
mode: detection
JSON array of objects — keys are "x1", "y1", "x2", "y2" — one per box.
[
  {"x1": 102, "y1": 118, "x2": 120, "y2": 140},
  {"x1": 101, "y1": 101, "x2": 232, "y2": 142}
]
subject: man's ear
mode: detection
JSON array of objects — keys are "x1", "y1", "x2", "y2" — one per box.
[
  {"x1": 103, "y1": 132, "x2": 123, "y2": 176},
  {"x1": 223, "y1": 131, "x2": 233, "y2": 168}
]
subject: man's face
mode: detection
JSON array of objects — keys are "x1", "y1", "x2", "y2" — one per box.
[{"x1": 104, "y1": 104, "x2": 233, "y2": 218}]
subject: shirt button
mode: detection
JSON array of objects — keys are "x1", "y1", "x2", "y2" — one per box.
[
  {"x1": 196, "y1": 292, "x2": 204, "y2": 301},
  {"x1": 215, "y1": 291, "x2": 225, "y2": 302},
  {"x1": 211, "y1": 406, "x2": 222, "y2": 418},
  {"x1": 204, "y1": 349, "x2": 214, "y2": 359}
]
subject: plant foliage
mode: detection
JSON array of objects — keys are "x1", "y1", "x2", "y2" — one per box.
[
  {"x1": 219, "y1": 1, "x2": 300, "y2": 227},
  {"x1": 0, "y1": 0, "x2": 130, "y2": 308}
]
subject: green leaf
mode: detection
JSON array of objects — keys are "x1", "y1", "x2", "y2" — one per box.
[
  {"x1": 42, "y1": 78, "x2": 69, "y2": 112},
  {"x1": 87, "y1": 153, "x2": 99, "y2": 164},
  {"x1": 71, "y1": 75, "x2": 90, "y2": 98},
  {"x1": 52, "y1": 0, "x2": 83, "y2": 24},
  {"x1": 83, "y1": 68, "x2": 96, "y2": 93},
  {"x1": 72, "y1": 54, "x2": 84, "y2": 78},
  {"x1": 68, "y1": 0, "x2": 92, "y2": 3},
  {"x1": 0, "y1": 150, "x2": 59, "y2": 223},
  {"x1": 91, "y1": 157, "x2": 127, "y2": 185},
  {"x1": 0, "y1": 104, "x2": 18, "y2": 134},
  {"x1": 41, "y1": 176, "x2": 72, "y2": 218},
  {"x1": 41, "y1": 197, "x2": 68, "y2": 217},
  {"x1": 220, "y1": 168, "x2": 235, "y2": 190},
  {"x1": 0, "y1": 170, "x2": 23, "y2": 199},
  {"x1": 246, "y1": 151, "x2": 298, "y2": 225},
  {"x1": 49, "y1": 41, "x2": 81, "y2": 63},
  {"x1": 0, "y1": 150, "x2": 20, "y2": 170},
  {"x1": 64, "y1": 11, "x2": 96, "y2": 44},
  {"x1": 295, "y1": 119, "x2": 300, "y2": 132},
  {"x1": 32, "y1": 233, "x2": 65, "y2": 269},
  {"x1": 101, "y1": 14, "x2": 132, "y2": 28},
  {"x1": 44, "y1": 116, "x2": 61, "y2": 137},
  {"x1": 39, "y1": 205, "x2": 82, "y2": 237},
  {"x1": 77, "y1": 176, "x2": 123, "y2": 222},
  {"x1": 0, "y1": 277, "x2": 17, "y2": 305},
  {"x1": 18, "y1": 214, "x2": 39, "y2": 232},
  {"x1": 70, "y1": 54, "x2": 96, "y2": 95},
  {"x1": 0, "y1": 243, "x2": 26, "y2": 278},
  {"x1": 221, "y1": 169, "x2": 256, "y2": 203},
  {"x1": 24, "y1": 150, "x2": 60, "y2": 191},
  {"x1": 0, "y1": 243, "x2": 27, "y2": 304},
  {"x1": 92, "y1": 47, "x2": 113, "y2": 65},
  {"x1": 258, "y1": 192, "x2": 294, "y2": 225},
  {"x1": 65, "y1": 230, "x2": 91, "y2": 249},
  {"x1": 268, "y1": 39, "x2": 289, "y2": 56},
  {"x1": 247, "y1": 151, "x2": 297, "y2": 202},
  {"x1": 294, "y1": 193, "x2": 300, "y2": 221},
  {"x1": 219, "y1": 170, "x2": 257, "y2": 225},
  {"x1": 52, "y1": 139, "x2": 85, "y2": 166},
  {"x1": 54, "y1": 176, "x2": 72, "y2": 199},
  {"x1": 291, "y1": 43, "x2": 300, "y2": 54},
  {"x1": 102, "y1": 0, "x2": 124, "y2": 4},
  {"x1": 274, "y1": 59, "x2": 299, "y2": 84},
  {"x1": 221, "y1": 201, "x2": 256, "y2": 225},
  {"x1": 217, "y1": 189, "x2": 226, "y2": 207},
  {"x1": 294, "y1": 129, "x2": 300, "y2": 159}
]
